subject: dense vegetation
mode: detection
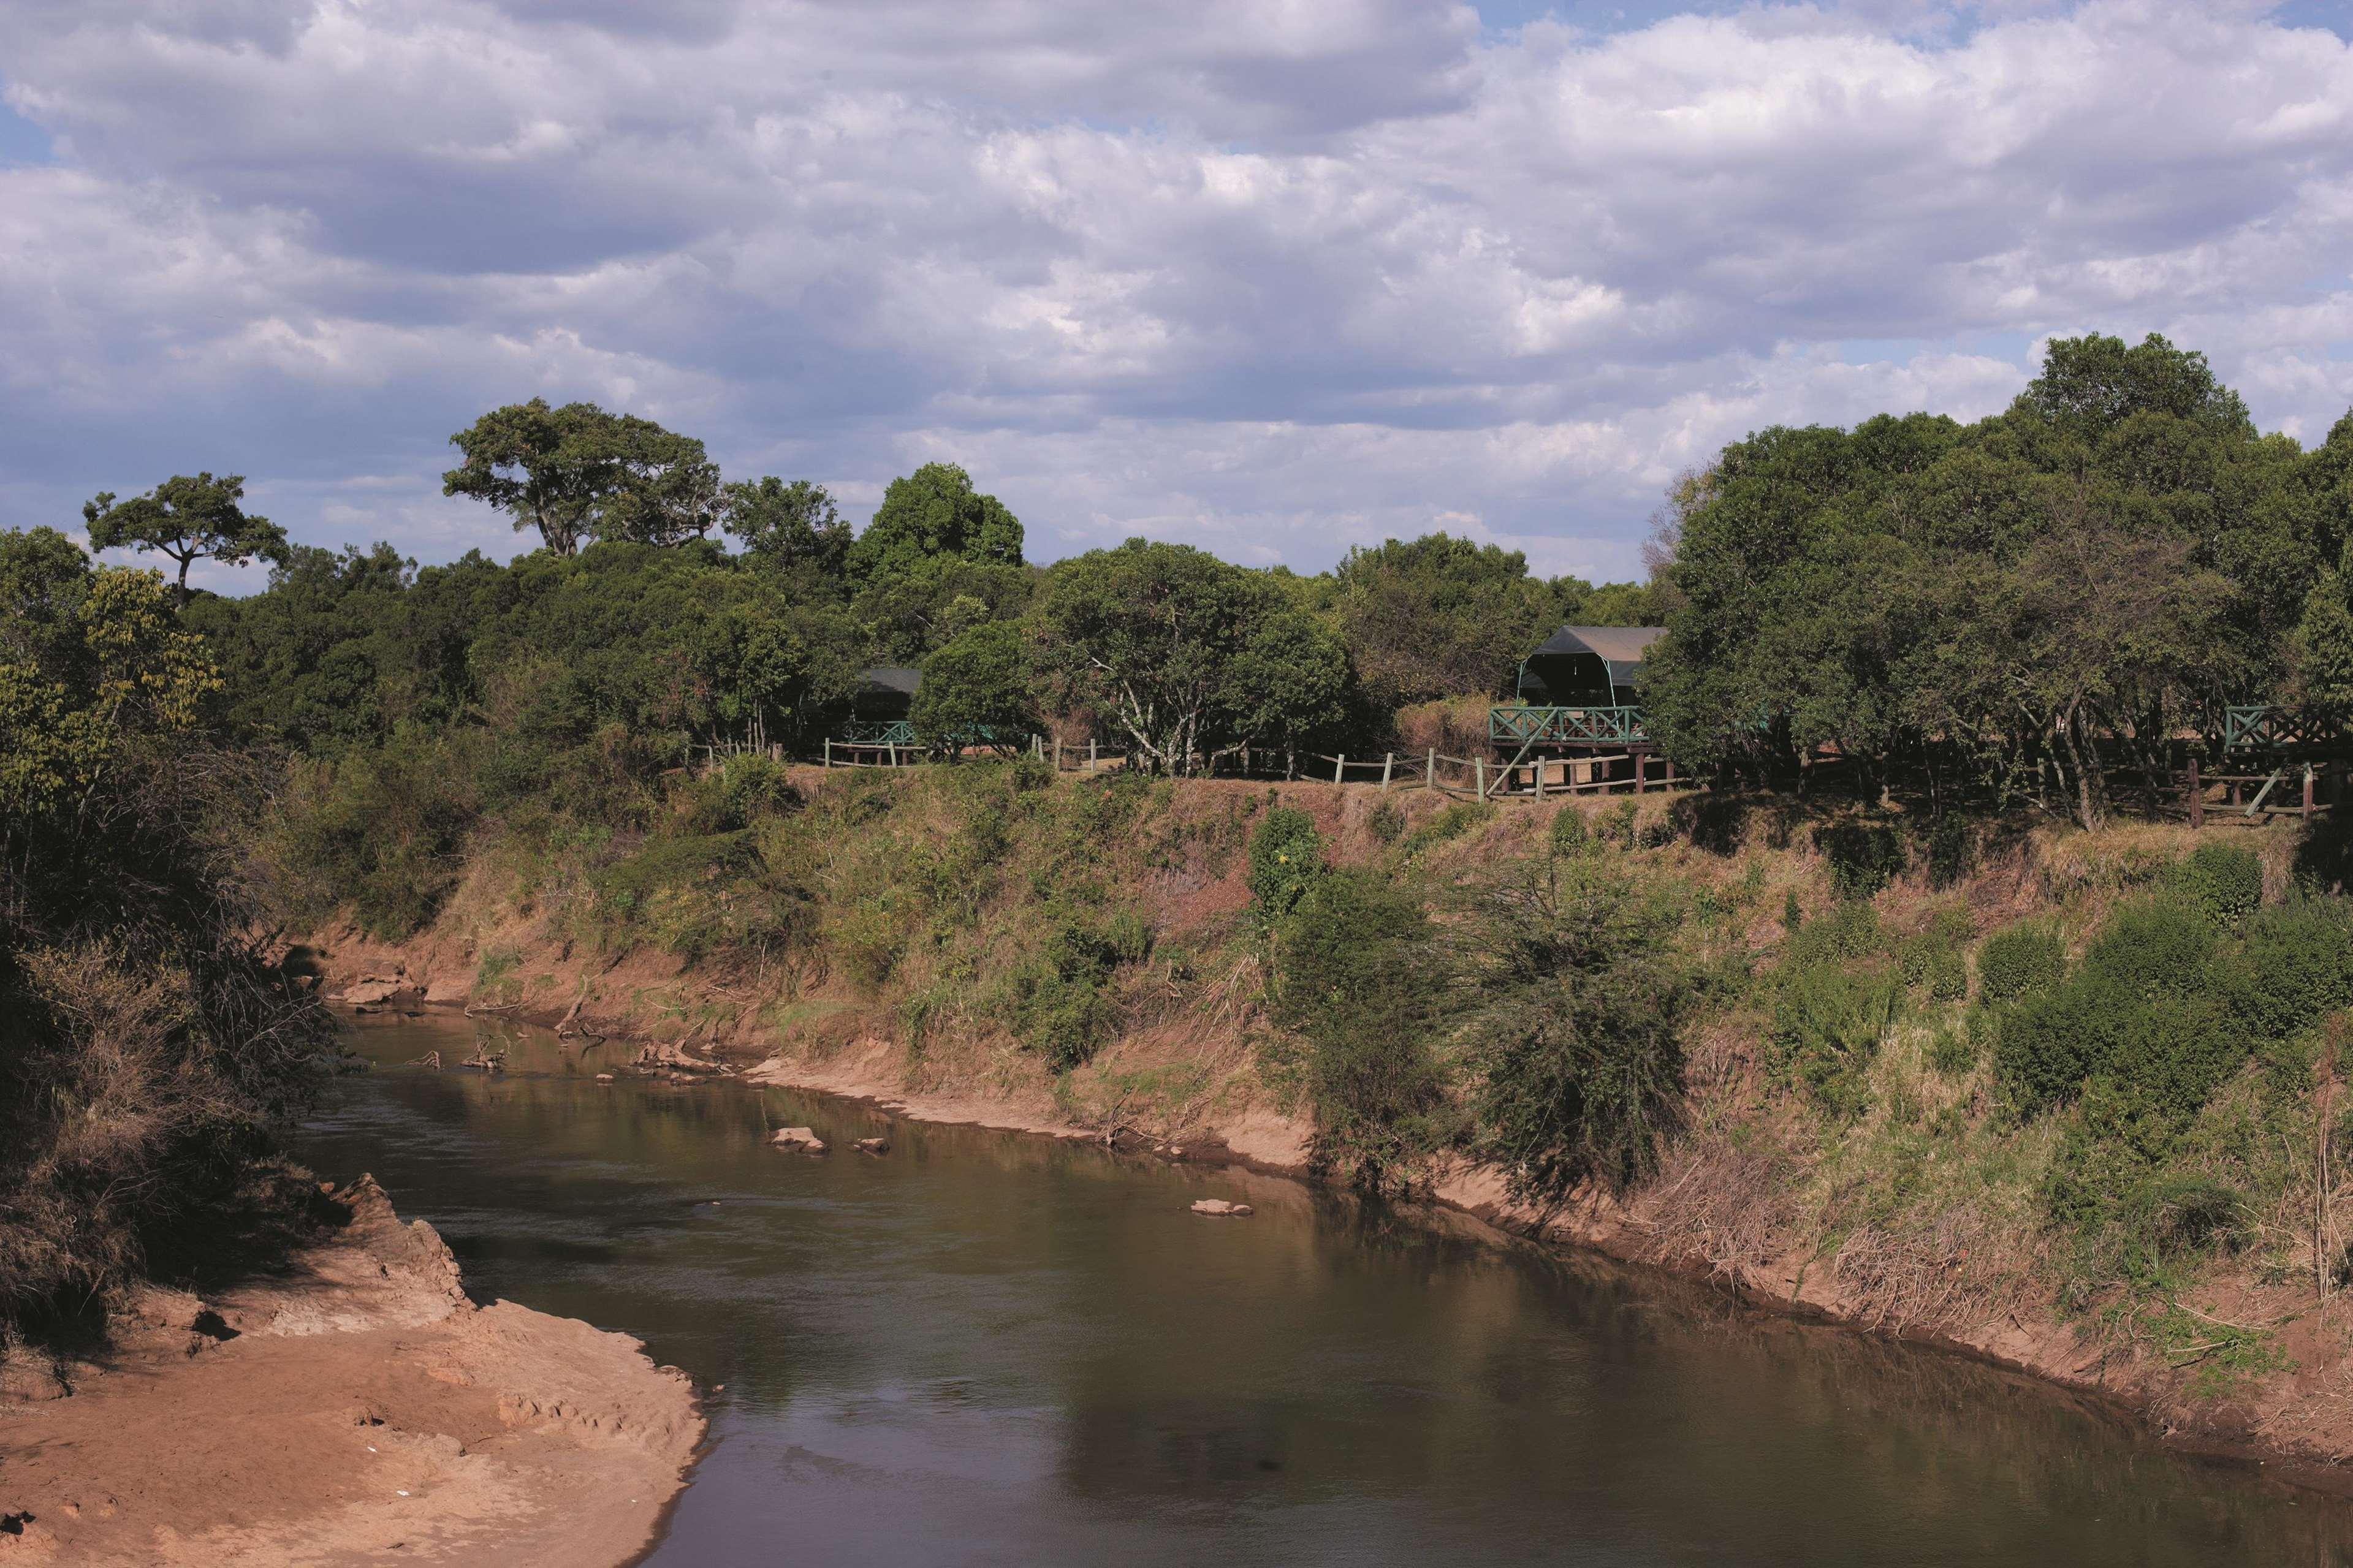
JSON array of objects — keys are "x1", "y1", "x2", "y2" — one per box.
[{"x1": 20, "y1": 332, "x2": 2353, "y2": 1390}]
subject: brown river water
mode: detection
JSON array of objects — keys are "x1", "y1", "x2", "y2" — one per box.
[{"x1": 297, "y1": 1010, "x2": 2353, "y2": 1566}]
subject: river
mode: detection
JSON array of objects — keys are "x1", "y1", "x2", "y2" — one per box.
[{"x1": 295, "y1": 1010, "x2": 2353, "y2": 1566}]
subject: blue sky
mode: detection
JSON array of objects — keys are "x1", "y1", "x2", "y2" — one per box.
[{"x1": 3, "y1": 1, "x2": 2351, "y2": 591}]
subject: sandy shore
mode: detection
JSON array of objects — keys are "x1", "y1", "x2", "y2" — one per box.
[{"x1": 0, "y1": 1177, "x2": 702, "y2": 1566}]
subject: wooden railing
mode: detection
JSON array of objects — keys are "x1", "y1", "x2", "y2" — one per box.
[{"x1": 1488, "y1": 704, "x2": 1650, "y2": 746}]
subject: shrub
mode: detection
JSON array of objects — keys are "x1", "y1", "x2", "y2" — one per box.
[
  {"x1": 1771, "y1": 964, "x2": 1897, "y2": 1119},
  {"x1": 2081, "y1": 898, "x2": 2215, "y2": 996},
  {"x1": 1548, "y1": 806, "x2": 1589, "y2": 855},
  {"x1": 1008, "y1": 904, "x2": 1152, "y2": 1071},
  {"x1": 1817, "y1": 820, "x2": 1905, "y2": 901},
  {"x1": 1996, "y1": 971, "x2": 2129, "y2": 1115},
  {"x1": 1397, "y1": 800, "x2": 1491, "y2": 859},
  {"x1": 1898, "y1": 931, "x2": 1968, "y2": 1002},
  {"x1": 1274, "y1": 870, "x2": 1453, "y2": 1191},
  {"x1": 1784, "y1": 902, "x2": 1880, "y2": 967},
  {"x1": 1368, "y1": 800, "x2": 1405, "y2": 844},
  {"x1": 2225, "y1": 900, "x2": 2353, "y2": 1041},
  {"x1": 1246, "y1": 805, "x2": 1326, "y2": 927},
  {"x1": 1926, "y1": 1020, "x2": 1978, "y2": 1077},
  {"x1": 1977, "y1": 921, "x2": 2065, "y2": 1001},
  {"x1": 2170, "y1": 841, "x2": 2262, "y2": 930}
]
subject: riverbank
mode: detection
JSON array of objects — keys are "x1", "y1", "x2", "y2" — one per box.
[
  {"x1": 277, "y1": 766, "x2": 2353, "y2": 1490},
  {"x1": 0, "y1": 1176, "x2": 702, "y2": 1566}
]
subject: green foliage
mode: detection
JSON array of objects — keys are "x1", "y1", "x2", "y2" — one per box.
[
  {"x1": 274, "y1": 727, "x2": 483, "y2": 937},
  {"x1": 911, "y1": 621, "x2": 1039, "y2": 753},
  {"x1": 1770, "y1": 963, "x2": 1897, "y2": 1119},
  {"x1": 82, "y1": 471, "x2": 289, "y2": 603},
  {"x1": 1548, "y1": 805, "x2": 1588, "y2": 854},
  {"x1": 1897, "y1": 927, "x2": 1968, "y2": 1002},
  {"x1": 1469, "y1": 849, "x2": 1688, "y2": 1202},
  {"x1": 1, "y1": 533, "x2": 336, "y2": 1338},
  {"x1": 1246, "y1": 806, "x2": 1326, "y2": 928},
  {"x1": 721, "y1": 477, "x2": 850, "y2": 583},
  {"x1": 1977, "y1": 920, "x2": 2065, "y2": 1001},
  {"x1": 1783, "y1": 901, "x2": 1880, "y2": 966},
  {"x1": 2225, "y1": 899, "x2": 2353, "y2": 1040},
  {"x1": 1367, "y1": 800, "x2": 1405, "y2": 844},
  {"x1": 1009, "y1": 902, "x2": 1153, "y2": 1070},
  {"x1": 1273, "y1": 869, "x2": 1453, "y2": 1191},
  {"x1": 2169, "y1": 841, "x2": 2262, "y2": 929},
  {"x1": 442, "y1": 398, "x2": 717, "y2": 555},
  {"x1": 1923, "y1": 814, "x2": 1977, "y2": 890},
  {"x1": 1817, "y1": 820, "x2": 1905, "y2": 901},
  {"x1": 847, "y1": 461, "x2": 1024, "y2": 585}
]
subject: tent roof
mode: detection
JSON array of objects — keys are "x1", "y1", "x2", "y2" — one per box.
[
  {"x1": 857, "y1": 665, "x2": 922, "y2": 697},
  {"x1": 1527, "y1": 625, "x2": 1667, "y2": 684}
]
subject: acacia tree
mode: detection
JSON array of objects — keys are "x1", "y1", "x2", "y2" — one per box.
[
  {"x1": 82, "y1": 472, "x2": 289, "y2": 604},
  {"x1": 910, "y1": 621, "x2": 1039, "y2": 756},
  {"x1": 442, "y1": 398, "x2": 715, "y2": 555}
]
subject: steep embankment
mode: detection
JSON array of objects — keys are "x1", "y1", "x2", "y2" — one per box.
[
  {"x1": 288, "y1": 763, "x2": 2353, "y2": 1481},
  {"x1": 0, "y1": 1178, "x2": 701, "y2": 1566}
]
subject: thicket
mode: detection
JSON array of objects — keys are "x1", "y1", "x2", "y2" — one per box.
[{"x1": 1, "y1": 532, "x2": 336, "y2": 1344}]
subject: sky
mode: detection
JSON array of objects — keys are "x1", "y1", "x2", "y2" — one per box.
[{"x1": 3, "y1": 1, "x2": 2351, "y2": 593}]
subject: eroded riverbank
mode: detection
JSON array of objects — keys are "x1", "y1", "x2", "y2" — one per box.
[{"x1": 0, "y1": 1174, "x2": 701, "y2": 1566}]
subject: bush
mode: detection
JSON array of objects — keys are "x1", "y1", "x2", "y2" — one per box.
[
  {"x1": 1368, "y1": 800, "x2": 1405, "y2": 844},
  {"x1": 1898, "y1": 931, "x2": 1968, "y2": 1002},
  {"x1": 2225, "y1": 900, "x2": 2353, "y2": 1041},
  {"x1": 1771, "y1": 964, "x2": 1897, "y2": 1119},
  {"x1": 1397, "y1": 800, "x2": 1491, "y2": 859},
  {"x1": 1923, "y1": 814, "x2": 1977, "y2": 890},
  {"x1": 1009, "y1": 905, "x2": 1152, "y2": 1071},
  {"x1": 1784, "y1": 902, "x2": 1880, "y2": 967},
  {"x1": 1926, "y1": 1019, "x2": 1979, "y2": 1077},
  {"x1": 1548, "y1": 806, "x2": 1589, "y2": 855},
  {"x1": 1274, "y1": 870, "x2": 1453, "y2": 1191},
  {"x1": 1246, "y1": 806, "x2": 1326, "y2": 928},
  {"x1": 2081, "y1": 897, "x2": 2215, "y2": 996},
  {"x1": 675, "y1": 753, "x2": 799, "y2": 836},
  {"x1": 2170, "y1": 841, "x2": 2262, "y2": 930},
  {"x1": 1977, "y1": 920, "x2": 2065, "y2": 1001},
  {"x1": 1817, "y1": 820, "x2": 1905, "y2": 901},
  {"x1": 275, "y1": 729, "x2": 482, "y2": 937}
]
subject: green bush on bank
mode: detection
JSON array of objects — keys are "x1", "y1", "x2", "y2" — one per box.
[
  {"x1": 1246, "y1": 805, "x2": 1326, "y2": 928},
  {"x1": 1977, "y1": 921, "x2": 2064, "y2": 1002}
]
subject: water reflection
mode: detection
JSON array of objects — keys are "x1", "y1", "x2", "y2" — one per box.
[{"x1": 297, "y1": 1011, "x2": 2353, "y2": 1567}]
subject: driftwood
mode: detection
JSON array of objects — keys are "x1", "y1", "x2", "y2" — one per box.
[
  {"x1": 408, "y1": 1050, "x2": 442, "y2": 1069},
  {"x1": 460, "y1": 1047, "x2": 506, "y2": 1073}
]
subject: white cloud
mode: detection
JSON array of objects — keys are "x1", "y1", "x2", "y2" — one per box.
[{"x1": 1, "y1": 0, "x2": 2348, "y2": 582}]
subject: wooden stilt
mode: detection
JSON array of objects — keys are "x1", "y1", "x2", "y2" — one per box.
[{"x1": 1635, "y1": 753, "x2": 1647, "y2": 794}]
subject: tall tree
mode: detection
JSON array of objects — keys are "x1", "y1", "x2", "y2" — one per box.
[
  {"x1": 82, "y1": 472, "x2": 289, "y2": 604},
  {"x1": 442, "y1": 398, "x2": 715, "y2": 555},
  {"x1": 848, "y1": 463, "x2": 1024, "y2": 585},
  {"x1": 723, "y1": 477, "x2": 851, "y2": 581}
]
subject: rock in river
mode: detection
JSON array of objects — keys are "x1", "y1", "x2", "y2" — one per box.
[
  {"x1": 772, "y1": 1127, "x2": 827, "y2": 1154},
  {"x1": 1190, "y1": 1199, "x2": 1253, "y2": 1218},
  {"x1": 854, "y1": 1137, "x2": 890, "y2": 1155}
]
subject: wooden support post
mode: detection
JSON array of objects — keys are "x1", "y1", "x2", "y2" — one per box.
[
  {"x1": 2230, "y1": 778, "x2": 2242, "y2": 808},
  {"x1": 1334, "y1": 753, "x2": 1345, "y2": 785},
  {"x1": 2188, "y1": 756, "x2": 2202, "y2": 829},
  {"x1": 1089, "y1": 738, "x2": 1097, "y2": 773},
  {"x1": 888, "y1": 741, "x2": 899, "y2": 768},
  {"x1": 1663, "y1": 757, "x2": 1676, "y2": 790},
  {"x1": 1381, "y1": 753, "x2": 1394, "y2": 791},
  {"x1": 1054, "y1": 737, "x2": 1062, "y2": 771},
  {"x1": 1535, "y1": 757, "x2": 1546, "y2": 800},
  {"x1": 1475, "y1": 757, "x2": 1486, "y2": 800},
  {"x1": 1635, "y1": 752, "x2": 1647, "y2": 794},
  {"x1": 824, "y1": 738, "x2": 832, "y2": 769},
  {"x1": 1426, "y1": 748, "x2": 1435, "y2": 792},
  {"x1": 2305, "y1": 764, "x2": 2316, "y2": 824}
]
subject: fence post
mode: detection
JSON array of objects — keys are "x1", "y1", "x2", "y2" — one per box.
[
  {"x1": 824, "y1": 738, "x2": 832, "y2": 770},
  {"x1": 1381, "y1": 753, "x2": 1393, "y2": 792},
  {"x1": 1535, "y1": 757, "x2": 1546, "y2": 800},
  {"x1": 1054, "y1": 737, "x2": 1062, "y2": 771},
  {"x1": 2305, "y1": 764, "x2": 2316, "y2": 824},
  {"x1": 1475, "y1": 757, "x2": 1486, "y2": 800},
  {"x1": 1334, "y1": 753, "x2": 1345, "y2": 785},
  {"x1": 2188, "y1": 756, "x2": 2202, "y2": 829},
  {"x1": 1089, "y1": 738, "x2": 1097, "y2": 773},
  {"x1": 888, "y1": 741, "x2": 899, "y2": 768},
  {"x1": 1635, "y1": 752, "x2": 1647, "y2": 794},
  {"x1": 1426, "y1": 748, "x2": 1435, "y2": 792}
]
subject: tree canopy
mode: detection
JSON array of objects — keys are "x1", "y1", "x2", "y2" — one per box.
[
  {"x1": 442, "y1": 398, "x2": 718, "y2": 555},
  {"x1": 82, "y1": 472, "x2": 290, "y2": 604}
]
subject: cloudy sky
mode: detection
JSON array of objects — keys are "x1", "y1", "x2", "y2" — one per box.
[{"x1": 4, "y1": 1, "x2": 2351, "y2": 591}]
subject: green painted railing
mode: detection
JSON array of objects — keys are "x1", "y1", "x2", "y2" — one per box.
[
  {"x1": 1488, "y1": 705, "x2": 1649, "y2": 746},
  {"x1": 2221, "y1": 705, "x2": 2341, "y2": 752}
]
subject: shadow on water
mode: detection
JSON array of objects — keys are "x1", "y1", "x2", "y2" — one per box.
[{"x1": 301, "y1": 1010, "x2": 2353, "y2": 1567}]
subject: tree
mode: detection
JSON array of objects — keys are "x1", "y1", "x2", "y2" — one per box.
[
  {"x1": 910, "y1": 621, "x2": 1039, "y2": 754},
  {"x1": 82, "y1": 472, "x2": 289, "y2": 604},
  {"x1": 1333, "y1": 534, "x2": 1553, "y2": 706},
  {"x1": 848, "y1": 462, "x2": 1024, "y2": 584},
  {"x1": 441, "y1": 398, "x2": 715, "y2": 555},
  {"x1": 1031, "y1": 538, "x2": 1275, "y2": 774},
  {"x1": 723, "y1": 477, "x2": 851, "y2": 581}
]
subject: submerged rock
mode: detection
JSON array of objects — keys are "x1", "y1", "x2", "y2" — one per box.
[
  {"x1": 854, "y1": 1137, "x2": 889, "y2": 1155},
  {"x1": 772, "y1": 1127, "x2": 827, "y2": 1154},
  {"x1": 1190, "y1": 1199, "x2": 1253, "y2": 1218}
]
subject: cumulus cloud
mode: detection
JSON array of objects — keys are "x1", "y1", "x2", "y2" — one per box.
[{"x1": 1, "y1": 0, "x2": 2349, "y2": 589}]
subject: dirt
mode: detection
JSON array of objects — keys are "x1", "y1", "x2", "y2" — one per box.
[{"x1": 0, "y1": 1178, "x2": 702, "y2": 1567}]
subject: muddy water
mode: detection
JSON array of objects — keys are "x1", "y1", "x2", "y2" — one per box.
[{"x1": 299, "y1": 1012, "x2": 2353, "y2": 1566}]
